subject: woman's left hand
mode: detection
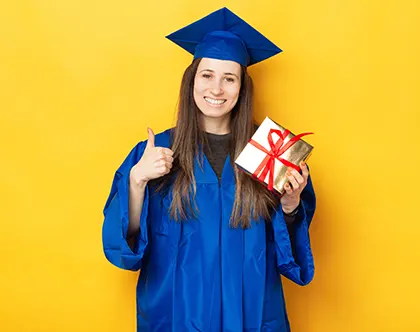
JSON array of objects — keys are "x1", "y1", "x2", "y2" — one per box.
[{"x1": 281, "y1": 161, "x2": 309, "y2": 214}]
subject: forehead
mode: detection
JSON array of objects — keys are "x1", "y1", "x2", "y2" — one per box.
[{"x1": 197, "y1": 57, "x2": 241, "y2": 75}]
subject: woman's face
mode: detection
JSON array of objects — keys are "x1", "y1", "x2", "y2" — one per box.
[{"x1": 193, "y1": 57, "x2": 242, "y2": 121}]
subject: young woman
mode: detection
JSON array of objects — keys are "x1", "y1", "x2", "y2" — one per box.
[{"x1": 102, "y1": 7, "x2": 316, "y2": 332}]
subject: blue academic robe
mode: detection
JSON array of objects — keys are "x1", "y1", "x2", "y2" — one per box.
[{"x1": 102, "y1": 129, "x2": 316, "y2": 332}]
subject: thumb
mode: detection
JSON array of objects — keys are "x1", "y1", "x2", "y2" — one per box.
[{"x1": 145, "y1": 127, "x2": 155, "y2": 149}]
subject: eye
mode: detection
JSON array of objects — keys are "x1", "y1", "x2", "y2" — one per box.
[
  {"x1": 202, "y1": 73, "x2": 212, "y2": 79},
  {"x1": 225, "y1": 76, "x2": 236, "y2": 83}
]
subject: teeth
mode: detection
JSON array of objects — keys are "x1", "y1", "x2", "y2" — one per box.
[{"x1": 205, "y1": 97, "x2": 226, "y2": 105}]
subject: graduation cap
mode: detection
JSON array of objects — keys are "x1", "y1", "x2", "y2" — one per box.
[{"x1": 166, "y1": 7, "x2": 282, "y2": 67}]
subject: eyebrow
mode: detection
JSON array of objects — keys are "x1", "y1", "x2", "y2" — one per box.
[{"x1": 199, "y1": 69, "x2": 240, "y2": 79}]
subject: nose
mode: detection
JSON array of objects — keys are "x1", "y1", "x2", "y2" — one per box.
[{"x1": 210, "y1": 80, "x2": 224, "y2": 96}]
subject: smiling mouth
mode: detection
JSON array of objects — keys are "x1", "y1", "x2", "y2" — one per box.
[{"x1": 204, "y1": 97, "x2": 227, "y2": 106}]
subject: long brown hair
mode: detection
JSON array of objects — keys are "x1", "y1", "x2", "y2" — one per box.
[{"x1": 155, "y1": 58, "x2": 278, "y2": 228}]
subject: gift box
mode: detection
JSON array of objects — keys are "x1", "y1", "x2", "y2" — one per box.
[{"x1": 235, "y1": 117, "x2": 314, "y2": 195}]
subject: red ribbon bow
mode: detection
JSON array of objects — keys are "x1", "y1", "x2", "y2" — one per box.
[{"x1": 249, "y1": 128, "x2": 313, "y2": 191}]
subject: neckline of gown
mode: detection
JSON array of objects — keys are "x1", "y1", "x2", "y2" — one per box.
[{"x1": 195, "y1": 153, "x2": 236, "y2": 185}]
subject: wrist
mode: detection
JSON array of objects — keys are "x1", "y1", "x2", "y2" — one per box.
[
  {"x1": 130, "y1": 166, "x2": 148, "y2": 187},
  {"x1": 282, "y1": 201, "x2": 300, "y2": 215}
]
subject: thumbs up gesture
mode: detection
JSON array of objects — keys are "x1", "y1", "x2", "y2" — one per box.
[{"x1": 130, "y1": 128, "x2": 174, "y2": 185}]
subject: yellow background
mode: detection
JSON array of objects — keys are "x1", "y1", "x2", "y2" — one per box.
[{"x1": 1, "y1": 0, "x2": 419, "y2": 331}]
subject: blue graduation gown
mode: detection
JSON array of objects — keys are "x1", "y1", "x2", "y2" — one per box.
[{"x1": 102, "y1": 129, "x2": 316, "y2": 332}]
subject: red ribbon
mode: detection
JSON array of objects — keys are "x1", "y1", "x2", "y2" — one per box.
[{"x1": 249, "y1": 128, "x2": 313, "y2": 191}]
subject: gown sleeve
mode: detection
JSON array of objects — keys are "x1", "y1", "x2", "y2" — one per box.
[
  {"x1": 272, "y1": 172, "x2": 316, "y2": 286},
  {"x1": 101, "y1": 141, "x2": 150, "y2": 271}
]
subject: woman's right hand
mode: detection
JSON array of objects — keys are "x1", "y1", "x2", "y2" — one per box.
[{"x1": 130, "y1": 128, "x2": 174, "y2": 186}]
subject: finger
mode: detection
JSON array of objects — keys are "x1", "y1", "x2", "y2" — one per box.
[
  {"x1": 286, "y1": 171, "x2": 299, "y2": 190},
  {"x1": 300, "y1": 161, "x2": 309, "y2": 179},
  {"x1": 156, "y1": 150, "x2": 174, "y2": 165},
  {"x1": 164, "y1": 155, "x2": 174, "y2": 164},
  {"x1": 158, "y1": 159, "x2": 172, "y2": 169},
  {"x1": 162, "y1": 148, "x2": 174, "y2": 156},
  {"x1": 154, "y1": 159, "x2": 166, "y2": 167},
  {"x1": 157, "y1": 159, "x2": 173, "y2": 170},
  {"x1": 146, "y1": 127, "x2": 155, "y2": 149},
  {"x1": 160, "y1": 165, "x2": 171, "y2": 175},
  {"x1": 284, "y1": 182, "x2": 293, "y2": 195},
  {"x1": 154, "y1": 147, "x2": 174, "y2": 157},
  {"x1": 290, "y1": 168, "x2": 305, "y2": 184},
  {"x1": 156, "y1": 147, "x2": 165, "y2": 158},
  {"x1": 158, "y1": 166, "x2": 168, "y2": 176}
]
